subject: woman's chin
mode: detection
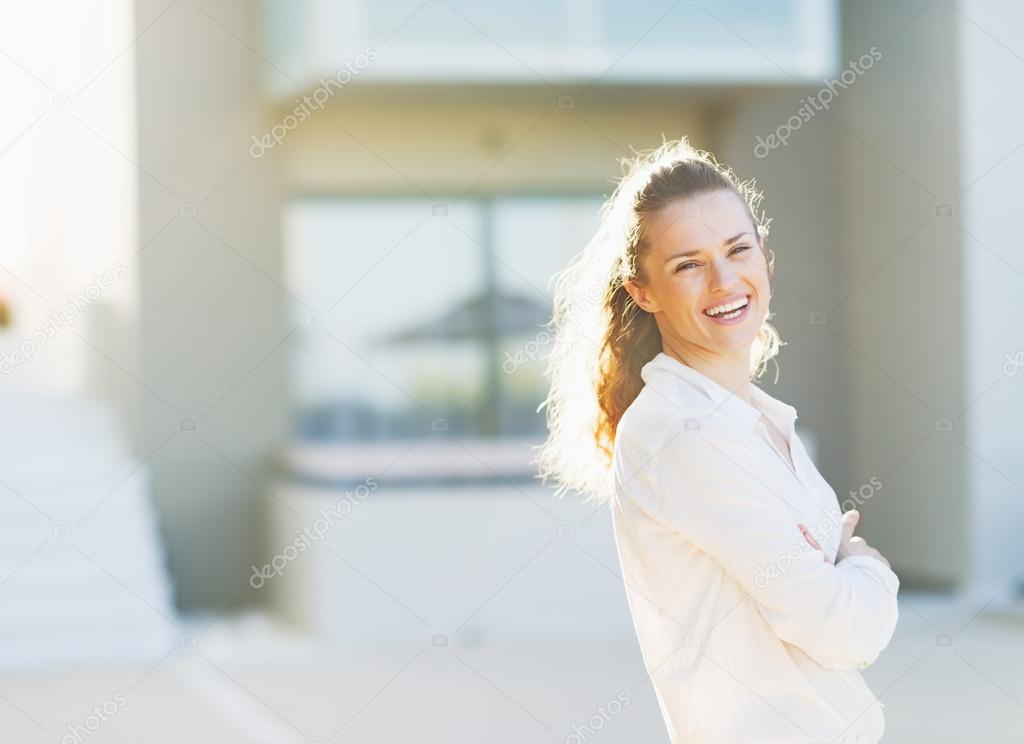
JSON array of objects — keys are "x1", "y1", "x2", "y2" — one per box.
[{"x1": 705, "y1": 329, "x2": 760, "y2": 354}]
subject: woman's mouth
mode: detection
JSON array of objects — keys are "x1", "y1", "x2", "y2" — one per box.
[{"x1": 703, "y1": 295, "x2": 751, "y2": 325}]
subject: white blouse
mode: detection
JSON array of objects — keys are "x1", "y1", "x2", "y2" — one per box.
[{"x1": 611, "y1": 352, "x2": 900, "y2": 743}]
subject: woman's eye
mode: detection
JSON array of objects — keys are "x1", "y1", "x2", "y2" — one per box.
[{"x1": 675, "y1": 246, "x2": 750, "y2": 273}]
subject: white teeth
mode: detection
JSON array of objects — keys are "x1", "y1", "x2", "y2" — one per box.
[{"x1": 705, "y1": 297, "x2": 749, "y2": 317}]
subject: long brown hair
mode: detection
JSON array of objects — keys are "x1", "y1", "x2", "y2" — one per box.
[{"x1": 534, "y1": 136, "x2": 780, "y2": 504}]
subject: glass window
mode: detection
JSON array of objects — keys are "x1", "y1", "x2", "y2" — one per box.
[
  {"x1": 264, "y1": 0, "x2": 838, "y2": 89},
  {"x1": 285, "y1": 195, "x2": 603, "y2": 442}
]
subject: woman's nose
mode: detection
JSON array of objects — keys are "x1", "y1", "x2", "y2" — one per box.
[{"x1": 708, "y1": 258, "x2": 738, "y2": 289}]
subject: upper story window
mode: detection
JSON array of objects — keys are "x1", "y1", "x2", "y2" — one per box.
[{"x1": 264, "y1": 0, "x2": 839, "y2": 95}]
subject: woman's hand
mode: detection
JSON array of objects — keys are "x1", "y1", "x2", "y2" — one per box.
[
  {"x1": 798, "y1": 510, "x2": 891, "y2": 569},
  {"x1": 798, "y1": 522, "x2": 832, "y2": 564},
  {"x1": 835, "y1": 510, "x2": 891, "y2": 568}
]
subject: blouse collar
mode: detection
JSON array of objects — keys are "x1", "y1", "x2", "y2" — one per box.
[{"x1": 639, "y1": 351, "x2": 798, "y2": 435}]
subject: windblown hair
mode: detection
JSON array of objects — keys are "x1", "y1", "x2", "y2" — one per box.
[{"x1": 534, "y1": 136, "x2": 781, "y2": 505}]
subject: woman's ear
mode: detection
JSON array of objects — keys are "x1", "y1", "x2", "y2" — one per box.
[{"x1": 623, "y1": 278, "x2": 660, "y2": 314}]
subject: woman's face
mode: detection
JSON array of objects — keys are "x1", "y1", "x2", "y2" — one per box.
[{"x1": 624, "y1": 189, "x2": 771, "y2": 358}]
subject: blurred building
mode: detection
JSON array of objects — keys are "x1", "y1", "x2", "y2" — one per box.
[
  {"x1": 0, "y1": 0, "x2": 1019, "y2": 635},
  {"x1": 3, "y1": 2, "x2": 1024, "y2": 742}
]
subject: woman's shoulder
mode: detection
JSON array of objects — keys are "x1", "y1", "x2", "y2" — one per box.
[
  {"x1": 616, "y1": 383, "x2": 759, "y2": 466},
  {"x1": 616, "y1": 384, "x2": 719, "y2": 453}
]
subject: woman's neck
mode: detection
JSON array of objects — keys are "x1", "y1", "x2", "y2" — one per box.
[{"x1": 662, "y1": 342, "x2": 754, "y2": 405}]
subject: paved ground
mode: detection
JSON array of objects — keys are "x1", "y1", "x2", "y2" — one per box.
[{"x1": 0, "y1": 592, "x2": 1022, "y2": 743}]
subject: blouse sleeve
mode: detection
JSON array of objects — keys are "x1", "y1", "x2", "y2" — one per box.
[{"x1": 624, "y1": 417, "x2": 900, "y2": 671}]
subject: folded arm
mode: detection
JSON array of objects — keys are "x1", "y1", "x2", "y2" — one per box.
[{"x1": 620, "y1": 418, "x2": 900, "y2": 670}]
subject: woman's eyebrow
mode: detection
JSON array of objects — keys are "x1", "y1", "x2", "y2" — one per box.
[{"x1": 663, "y1": 232, "x2": 754, "y2": 264}]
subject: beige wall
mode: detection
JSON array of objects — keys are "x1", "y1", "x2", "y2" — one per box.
[{"x1": 281, "y1": 92, "x2": 709, "y2": 194}]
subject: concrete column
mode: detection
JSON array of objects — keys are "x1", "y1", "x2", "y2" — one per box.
[{"x1": 134, "y1": 0, "x2": 288, "y2": 610}]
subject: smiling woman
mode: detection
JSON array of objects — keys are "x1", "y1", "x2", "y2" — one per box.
[
  {"x1": 536, "y1": 137, "x2": 899, "y2": 743},
  {"x1": 535, "y1": 137, "x2": 780, "y2": 501},
  {"x1": 623, "y1": 191, "x2": 770, "y2": 356}
]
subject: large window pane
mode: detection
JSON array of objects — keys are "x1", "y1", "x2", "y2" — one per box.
[
  {"x1": 492, "y1": 197, "x2": 603, "y2": 436},
  {"x1": 285, "y1": 198, "x2": 485, "y2": 440},
  {"x1": 285, "y1": 195, "x2": 603, "y2": 441}
]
